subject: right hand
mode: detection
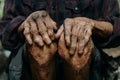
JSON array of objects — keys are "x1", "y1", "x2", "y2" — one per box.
[
  {"x1": 56, "y1": 18, "x2": 94, "y2": 55},
  {"x1": 58, "y1": 33, "x2": 93, "y2": 71},
  {"x1": 18, "y1": 11, "x2": 57, "y2": 46}
]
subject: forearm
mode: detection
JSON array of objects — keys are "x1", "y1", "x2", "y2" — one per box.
[
  {"x1": 1, "y1": 16, "x2": 25, "y2": 51},
  {"x1": 92, "y1": 20, "x2": 113, "y2": 37},
  {"x1": 74, "y1": 17, "x2": 113, "y2": 38}
]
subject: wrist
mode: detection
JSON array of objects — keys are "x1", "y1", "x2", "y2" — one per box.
[
  {"x1": 74, "y1": 17, "x2": 95, "y2": 29},
  {"x1": 91, "y1": 20, "x2": 113, "y2": 37}
]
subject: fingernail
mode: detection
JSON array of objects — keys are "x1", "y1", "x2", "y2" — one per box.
[
  {"x1": 69, "y1": 50, "x2": 74, "y2": 55},
  {"x1": 55, "y1": 27, "x2": 57, "y2": 30},
  {"x1": 39, "y1": 42, "x2": 44, "y2": 47},
  {"x1": 79, "y1": 51, "x2": 83, "y2": 55}
]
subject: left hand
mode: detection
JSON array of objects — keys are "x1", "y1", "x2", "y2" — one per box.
[{"x1": 56, "y1": 17, "x2": 94, "y2": 55}]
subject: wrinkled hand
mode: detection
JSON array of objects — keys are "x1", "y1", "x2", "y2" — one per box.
[
  {"x1": 58, "y1": 33, "x2": 93, "y2": 70},
  {"x1": 56, "y1": 17, "x2": 94, "y2": 55},
  {"x1": 18, "y1": 11, "x2": 57, "y2": 46}
]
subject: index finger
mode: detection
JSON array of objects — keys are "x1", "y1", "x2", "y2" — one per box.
[
  {"x1": 64, "y1": 18, "x2": 73, "y2": 46},
  {"x1": 42, "y1": 13, "x2": 57, "y2": 40},
  {"x1": 36, "y1": 17, "x2": 52, "y2": 45},
  {"x1": 55, "y1": 25, "x2": 64, "y2": 39},
  {"x1": 69, "y1": 24, "x2": 80, "y2": 55}
]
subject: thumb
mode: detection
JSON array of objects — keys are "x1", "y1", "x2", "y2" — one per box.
[{"x1": 55, "y1": 25, "x2": 64, "y2": 39}]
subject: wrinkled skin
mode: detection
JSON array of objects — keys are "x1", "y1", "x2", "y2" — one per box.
[
  {"x1": 18, "y1": 10, "x2": 57, "y2": 46},
  {"x1": 56, "y1": 17, "x2": 94, "y2": 55},
  {"x1": 58, "y1": 33, "x2": 94, "y2": 80},
  {"x1": 22, "y1": 16, "x2": 94, "y2": 80},
  {"x1": 18, "y1": 9, "x2": 113, "y2": 80},
  {"x1": 56, "y1": 17, "x2": 94, "y2": 80},
  {"x1": 24, "y1": 42, "x2": 57, "y2": 80},
  {"x1": 18, "y1": 10, "x2": 58, "y2": 80}
]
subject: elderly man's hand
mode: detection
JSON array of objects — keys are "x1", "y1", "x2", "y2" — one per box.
[
  {"x1": 56, "y1": 17, "x2": 94, "y2": 55},
  {"x1": 58, "y1": 33, "x2": 93, "y2": 71},
  {"x1": 18, "y1": 11, "x2": 57, "y2": 46}
]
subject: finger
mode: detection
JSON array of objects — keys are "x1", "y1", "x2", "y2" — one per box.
[
  {"x1": 55, "y1": 25, "x2": 64, "y2": 39},
  {"x1": 46, "y1": 16, "x2": 57, "y2": 30},
  {"x1": 64, "y1": 19, "x2": 73, "y2": 46},
  {"x1": 43, "y1": 16, "x2": 56, "y2": 40},
  {"x1": 83, "y1": 24, "x2": 92, "y2": 46},
  {"x1": 77, "y1": 25, "x2": 85, "y2": 54},
  {"x1": 78, "y1": 40, "x2": 84, "y2": 55},
  {"x1": 23, "y1": 23, "x2": 32, "y2": 44},
  {"x1": 83, "y1": 39, "x2": 93, "y2": 55},
  {"x1": 48, "y1": 29, "x2": 54, "y2": 40},
  {"x1": 44, "y1": 17, "x2": 55, "y2": 40},
  {"x1": 52, "y1": 21, "x2": 57, "y2": 30},
  {"x1": 36, "y1": 17, "x2": 51, "y2": 45},
  {"x1": 18, "y1": 23, "x2": 24, "y2": 32},
  {"x1": 29, "y1": 20, "x2": 44, "y2": 46},
  {"x1": 34, "y1": 35, "x2": 44, "y2": 46},
  {"x1": 78, "y1": 24, "x2": 92, "y2": 55},
  {"x1": 69, "y1": 24, "x2": 80, "y2": 55}
]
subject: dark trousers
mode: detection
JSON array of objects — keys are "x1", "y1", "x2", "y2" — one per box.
[{"x1": 8, "y1": 47, "x2": 106, "y2": 80}]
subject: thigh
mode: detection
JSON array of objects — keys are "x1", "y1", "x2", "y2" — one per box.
[{"x1": 89, "y1": 47, "x2": 102, "y2": 80}]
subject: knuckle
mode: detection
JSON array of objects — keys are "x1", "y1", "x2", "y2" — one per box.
[
  {"x1": 20, "y1": 23, "x2": 24, "y2": 28},
  {"x1": 31, "y1": 12, "x2": 41, "y2": 20},
  {"x1": 64, "y1": 18, "x2": 73, "y2": 28},
  {"x1": 65, "y1": 18, "x2": 71, "y2": 22},
  {"x1": 88, "y1": 31, "x2": 92, "y2": 35},
  {"x1": 64, "y1": 18, "x2": 72, "y2": 24}
]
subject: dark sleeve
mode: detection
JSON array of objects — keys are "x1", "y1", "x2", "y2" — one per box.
[
  {"x1": 93, "y1": 0, "x2": 120, "y2": 48},
  {"x1": 0, "y1": 0, "x2": 33, "y2": 51}
]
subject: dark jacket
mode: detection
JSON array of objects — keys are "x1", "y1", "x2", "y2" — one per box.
[{"x1": 0, "y1": 0, "x2": 120, "y2": 52}]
